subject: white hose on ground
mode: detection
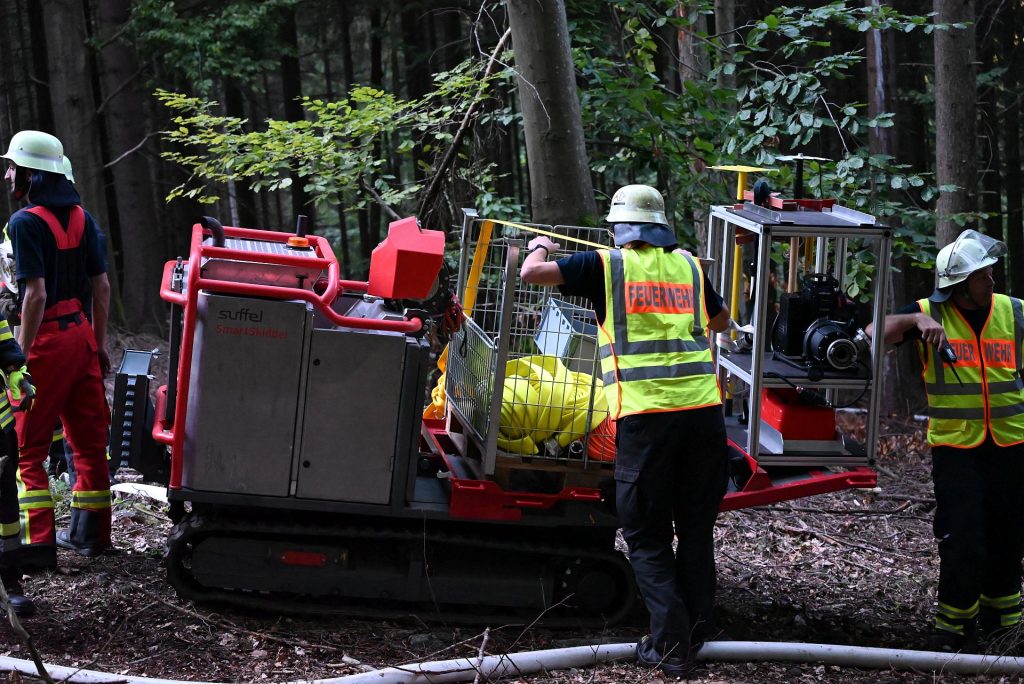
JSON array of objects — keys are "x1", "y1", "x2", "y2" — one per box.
[{"x1": 2, "y1": 640, "x2": 1024, "y2": 683}]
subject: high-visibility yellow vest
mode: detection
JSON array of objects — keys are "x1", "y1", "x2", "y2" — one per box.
[
  {"x1": 598, "y1": 247, "x2": 720, "y2": 419},
  {"x1": 919, "y1": 295, "x2": 1024, "y2": 448},
  {"x1": 0, "y1": 319, "x2": 17, "y2": 430}
]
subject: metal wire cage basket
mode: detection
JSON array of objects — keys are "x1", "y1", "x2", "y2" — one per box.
[{"x1": 445, "y1": 210, "x2": 614, "y2": 477}]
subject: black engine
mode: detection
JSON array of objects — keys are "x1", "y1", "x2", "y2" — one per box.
[{"x1": 773, "y1": 273, "x2": 867, "y2": 372}]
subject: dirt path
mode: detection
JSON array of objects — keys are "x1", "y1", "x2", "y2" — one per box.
[{"x1": 0, "y1": 358, "x2": 1013, "y2": 682}]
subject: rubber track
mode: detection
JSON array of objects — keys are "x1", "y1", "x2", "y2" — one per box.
[{"x1": 165, "y1": 511, "x2": 638, "y2": 628}]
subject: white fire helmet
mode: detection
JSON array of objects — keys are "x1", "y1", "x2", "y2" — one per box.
[{"x1": 930, "y1": 229, "x2": 1005, "y2": 302}]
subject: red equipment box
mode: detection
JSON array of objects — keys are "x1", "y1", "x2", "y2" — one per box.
[
  {"x1": 368, "y1": 216, "x2": 445, "y2": 299},
  {"x1": 761, "y1": 388, "x2": 836, "y2": 441}
]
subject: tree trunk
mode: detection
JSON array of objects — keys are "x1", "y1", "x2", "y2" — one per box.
[
  {"x1": 1000, "y1": 3, "x2": 1023, "y2": 296},
  {"x1": 653, "y1": 15, "x2": 678, "y2": 94},
  {"x1": 866, "y1": 2, "x2": 898, "y2": 160},
  {"x1": 676, "y1": 3, "x2": 709, "y2": 250},
  {"x1": 977, "y1": 12, "x2": 1004, "y2": 290},
  {"x1": 933, "y1": 0, "x2": 977, "y2": 245},
  {"x1": 279, "y1": 8, "x2": 312, "y2": 228},
  {"x1": 507, "y1": 0, "x2": 596, "y2": 225},
  {"x1": 39, "y1": 0, "x2": 109, "y2": 230},
  {"x1": 714, "y1": 0, "x2": 737, "y2": 93},
  {"x1": 96, "y1": 0, "x2": 166, "y2": 331},
  {"x1": 401, "y1": 2, "x2": 430, "y2": 182},
  {"x1": 27, "y1": 1, "x2": 54, "y2": 134},
  {"x1": 366, "y1": 4, "x2": 384, "y2": 261},
  {"x1": 0, "y1": 0, "x2": 37, "y2": 219},
  {"x1": 867, "y1": 0, "x2": 919, "y2": 416},
  {"x1": 223, "y1": 83, "x2": 259, "y2": 228},
  {"x1": 677, "y1": 3, "x2": 708, "y2": 84},
  {"x1": 335, "y1": 0, "x2": 354, "y2": 274}
]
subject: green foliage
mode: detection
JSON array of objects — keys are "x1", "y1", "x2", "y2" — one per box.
[
  {"x1": 156, "y1": 0, "x2": 952, "y2": 301},
  {"x1": 124, "y1": 0, "x2": 299, "y2": 94},
  {"x1": 567, "y1": 0, "x2": 942, "y2": 297},
  {"x1": 158, "y1": 57, "x2": 504, "y2": 218}
]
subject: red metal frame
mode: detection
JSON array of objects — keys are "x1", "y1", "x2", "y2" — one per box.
[
  {"x1": 160, "y1": 223, "x2": 425, "y2": 489},
  {"x1": 740, "y1": 192, "x2": 837, "y2": 212},
  {"x1": 420, "y1": 423, "x2": 877, "y2": 522},
  {"x1": 719, "y1": 437, "x2": 876, "y2": 511}
]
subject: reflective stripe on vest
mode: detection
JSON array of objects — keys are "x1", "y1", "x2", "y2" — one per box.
[
  {"x1": 0, "y1": 318, "x2": 15, "y2": 429},
  {"x1": 598, "y1": 248, "x2": 720, "y2": 419},
  {"x1": 919, "y1": 295, "x2": 1024, "y2": 447}
]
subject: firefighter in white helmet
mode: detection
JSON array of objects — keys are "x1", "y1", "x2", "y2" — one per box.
[
  {"x1": 867, "y1": 228, "x2": 1024, "y2": 653},
  {"x1": 520, "y1": 184, "x2": 731, "y2": 678},
  {"x1": 3, "y1": 130, "x2": 113, "y2": 572}
]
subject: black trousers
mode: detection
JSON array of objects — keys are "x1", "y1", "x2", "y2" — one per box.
[
  {"x1": 0, "y1": 424, "x2": 22, "y2": 569},
  {"x1": 932, "y1": 438, "x2": 1024, "y2": 628},
  {"x1": 615, "y1": 405, "x2": 728, "y2": 656}
]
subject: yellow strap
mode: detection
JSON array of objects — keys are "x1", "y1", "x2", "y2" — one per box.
[
  {"x1": 462, "y1": 220, "x2": 494, "y2": 315},
  {"x1": 482, "y1": 218, "x2": 607, "y2": 249},
  {"x1": 0, "y1": 521, "x2": 19, "y2": 537}
]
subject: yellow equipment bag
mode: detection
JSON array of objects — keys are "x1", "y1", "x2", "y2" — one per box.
[{"x1": 496, "y1": 355, "x2": 608, "y2": 455}]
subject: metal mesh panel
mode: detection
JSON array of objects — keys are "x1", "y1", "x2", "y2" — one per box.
[
  {"x1": 446, "y1": 317, "x2": 497, "y2": 439},
  {"x1": 446, "y1": 213, "x2": 614, "y2": 470}
]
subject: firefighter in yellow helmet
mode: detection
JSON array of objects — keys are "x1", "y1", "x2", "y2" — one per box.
[
  {"x1": 867, "y1": 229, "x2": 1024, "y2": 653},
  {"x1": 520, "y1": 185, "x2": 731, "y2": 678}
]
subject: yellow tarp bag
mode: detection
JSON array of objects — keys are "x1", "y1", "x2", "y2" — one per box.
[
  {"x1": 422, "y1": 346, "x2": 449, "y2": 420},
  {"x1": 496, "y1": 354, "x2": 608, "y2": 455}
]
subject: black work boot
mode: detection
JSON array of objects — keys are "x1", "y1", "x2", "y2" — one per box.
[
  {"x1": 636, "y1": 635, "x2": 696, "y2": 680},
  {"x1": 981, "y1": 596, "x2": 1024, "y2": 655},
  {"x1": 0, "y1": 568, "x2": 35, "y2": 616},
  {"x1": 56, "y1": 508, "x2": 112, "y2": 558},
  {"x1": 927, "y1": 625, "x2": 979, "y2": 653}
]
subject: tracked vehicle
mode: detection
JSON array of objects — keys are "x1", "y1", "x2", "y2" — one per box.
[{"x1": 113, "y1": 195, "x2": 886, "y2": 623}]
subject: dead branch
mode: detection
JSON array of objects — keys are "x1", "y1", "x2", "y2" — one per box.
[
  {"x1": 134, "y1": 585, "x2": 342, "y2": 653},
  {"x1": 872, "y1": 493, "x2": 936, "y2": 505},
  {"x1": 764, "y1": 501, "x2": 912, "y2": 516},
  {"x1": 472, "y1": 627, "x2": 490, "y2": 684},
  {"x1": 417, "y1": 27, "x2": 512, "y2": 220},
  {"x1": 103, "y1": 133, "x2": 159, "y2": 169},
  {"x1": 775, "y1": 523, "x2": 919, "y2": 561},
  {"x1": 359, "y1": 178, "x2": 402, "y2": 222}
]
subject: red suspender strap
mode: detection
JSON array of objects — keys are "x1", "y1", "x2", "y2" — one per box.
[{"x1": 24, "y1": 205, "x2": 85, "y2": 249}]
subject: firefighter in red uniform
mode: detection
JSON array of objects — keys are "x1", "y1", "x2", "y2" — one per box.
[
  {"x1": 868, "y1": 229, "x2": 1024, "y2": 653},
  {"x1": 2, "y1": 130, "x2": 113, "y2": 570}
]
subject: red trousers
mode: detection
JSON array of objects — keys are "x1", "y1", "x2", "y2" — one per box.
[{"x1": 15, "y1": 317, "x2": 110, "y2": 547}]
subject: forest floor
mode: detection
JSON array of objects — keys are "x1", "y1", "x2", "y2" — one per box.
[{"x1": 0, "y1": 331, "x2": 1020, "y2": 683}]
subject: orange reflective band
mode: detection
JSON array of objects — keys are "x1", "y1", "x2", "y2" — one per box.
[
  {"x1": 983, "y1": 339, "x2": 1016, "y2": 368},
  {"x1": 625, "y1": 281, "x2": 693, "y2": 315},
  {"x1": 947, "y1": 339, "x2": 980, "y2": 366}
]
